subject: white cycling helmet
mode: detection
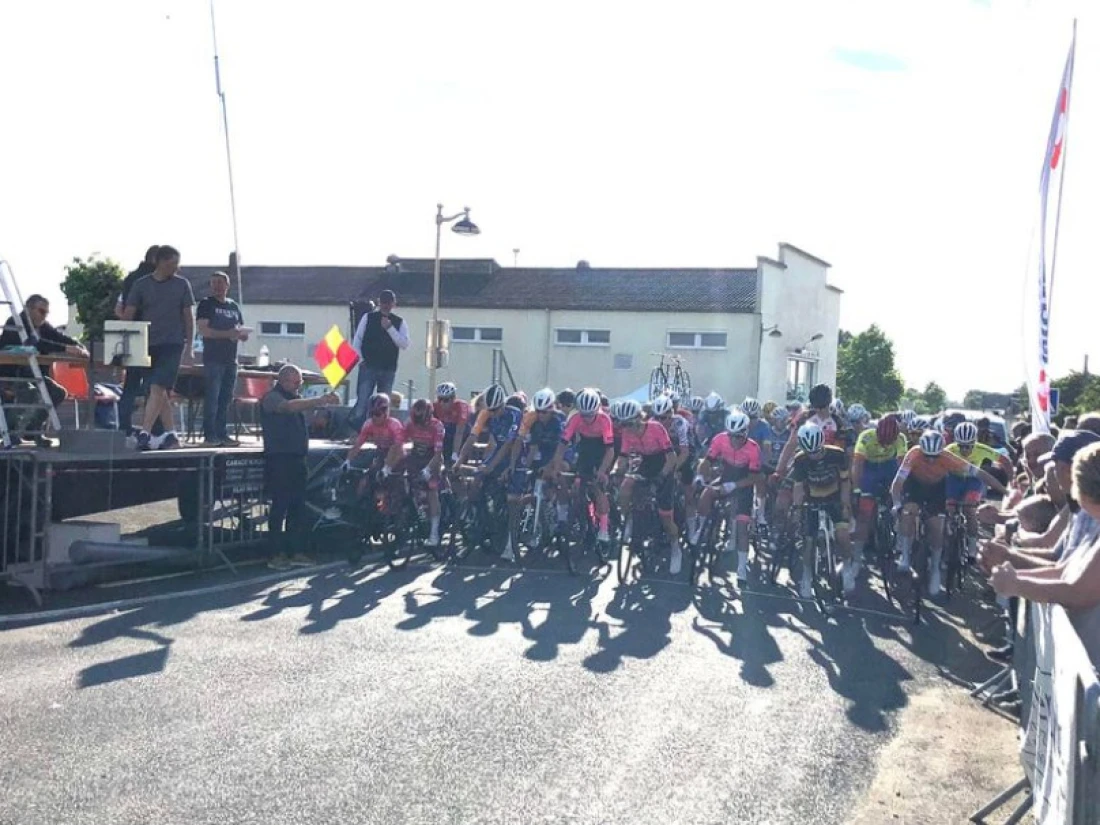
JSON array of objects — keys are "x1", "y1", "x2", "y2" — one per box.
[
  {"x1": 798, "y1": 422, "x2": 825, "y2": 453},
  {"x1": 741, "y1": 397, "x2": 761, "y2": 417},
  {"x1": 608, "y1": 399, "x2": 624, "y2": 421},
  {"x1": 898, "y1": 410, "x2": 917, "y2": 428},
  {"x1": 919, "y1": 430, "x2": 945, "y2": 457},
  {"x1": 689, "y1": 395, "x2": 706, "y2": 413},
  {"x1": 651, "y1": 394, "x2": 674, "y2": 417},
  {"x1": 619, "y1": 399, "x2": 643, "y2": 422},
  {"x1": 483, "y1": 383, "x2": 507, "y2": 411},
  {"x1": 576, "y1": 388, "x2": 601, "y2": 415},
  {"x1": 912, "y1": 415, "x2": 930, "y2": 432},
  {"x1": 954, "y1": 421, "x2": 978, "y2": 445},
  {"x1": 533, "y1": 387, "x2": 555, "y2": 411},
  {"x1": 847, "y1": 403, "x2": 869, "y2": 424},
  {"x1": 704, "y1": 391, "x2": 725, "y2": 413},
  {"x1": 830, "y1": 398, "x2": 846, "y2": 417},
  {"x1": 771, "y1": 407, "x2": 790, "y2": 426},
  {"x1": 726, "y1": 410, "x2": 750, "y2": 435},
  {"x1": 436, "y1": 381, "x2": 457, "y2": 399},
  {"x1": 669, "y1": 390, "x2": 681, "y2": 405}
]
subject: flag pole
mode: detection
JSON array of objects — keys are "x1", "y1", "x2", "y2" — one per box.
[
  {"x1": 1047, "y1": 18, "x2": 1076, "y2": 312},
  {"x1": 210, "y1": 0, "x2": 244, "y2": 316}
]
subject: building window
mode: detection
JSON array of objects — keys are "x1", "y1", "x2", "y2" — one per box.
[
  {"x1": 667, "y1": 331, "x2": 727, "y2": 350},
  {"x1": 786, "y1": 357, "x2": 817, "y2": 402},
  {"x1": 259, "y1": 321, "x2": 305, "y2": 338},
  {"x1": 613, "y1": 353, "x2": 634, "y2": 371},
  {"x1": 555, "y1": 328, "x2": 611, "y2": 347},
  {"x1": 452, "y1": 326, "x2": 503, "y2": 343}
]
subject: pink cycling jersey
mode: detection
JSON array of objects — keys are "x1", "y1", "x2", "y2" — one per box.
[
  {"x1": 402, "y1": 417, "x2": 445, "y2": 454},
  {"x1": 707, "y1": 432, "x2": 762, "y2": 471},
  {"x1": 619, "y1": 420, "x2": 673, "y2": 456},
  {"x1": 561, "y1": 411, "x2": 614, "y2": 445},
  {"x1": 353, "y1": 416, "x2": 404, "y2": 452}
]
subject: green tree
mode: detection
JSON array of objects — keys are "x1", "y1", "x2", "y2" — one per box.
[
  {"x1": 962, "y1": 389, "x2": 985, "y2": 409},
  {"x1": 901, "y1": 387, "x2": 930, "y2": 414},
  {"x1": 59, "y1": 255, "x2": 124, "y2": 343},
  {"x1": 921, "y1": 381, "x2": 947, "y2": 414},
  {"x1": 836, "y1": 324, "x2": 904, "y2": 413}
]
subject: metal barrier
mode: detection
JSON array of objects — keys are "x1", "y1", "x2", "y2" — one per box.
[{"x1": 0, "y1": 451, "x2": 45, "y2": 604}]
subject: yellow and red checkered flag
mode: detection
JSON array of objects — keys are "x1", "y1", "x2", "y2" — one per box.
[{"x1": 314, "y1": 325, "x2": 359, "y2": 388}]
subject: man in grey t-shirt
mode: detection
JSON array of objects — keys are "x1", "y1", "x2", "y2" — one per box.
[{"x1": 123, "y1": 245, "x2": 194, "y2": 450}]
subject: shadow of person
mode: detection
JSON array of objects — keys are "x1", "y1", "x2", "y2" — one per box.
[
  {"x1": 522, "y1": 572, "x2": 603, "y2": 662},
  {"x1": 690, "y1": 581, "x2": 789, "y2": 688},
  {"x1": 396, "y1": 565, "x2": 514, "y2": 634},
  {"x1": 582, "y1": 578, "x2": 691, "y2": 674}
]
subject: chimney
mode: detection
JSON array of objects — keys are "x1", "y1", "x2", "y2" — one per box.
[{"x1": 576, "y1": 260, "x2": 591, "y2": 271}]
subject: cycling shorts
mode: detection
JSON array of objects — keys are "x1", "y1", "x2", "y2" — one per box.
[
  {"x1": 903, "y1": 476, "x2": 947, "y2": 517},
  {"x1": 945, "y1": 474, "x2": 983, "y2": 505},
  {"x1": 395, "y1": 452, "x2": 440, "y2": 491},
  {"x1": 858, "y1": 460, "x2": 898, "y2": 499},
  {"x1": 802, "y1": 497, "x2": 847, "y2": 534},
  {"x1": 633, "y1": 471, "x2": 676, "y2": 514}
]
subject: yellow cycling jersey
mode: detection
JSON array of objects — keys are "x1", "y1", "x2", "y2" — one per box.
[
  {"x1": 854, "y1": 428, "x2": 908, "y2": 463},
  {"x1": 945, "y1": 441, "x2": 1008, "y2": 474}
]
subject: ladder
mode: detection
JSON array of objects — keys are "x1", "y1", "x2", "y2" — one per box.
[{"x1": 0, "y1": 259, "x2": 62, "y2": 448}]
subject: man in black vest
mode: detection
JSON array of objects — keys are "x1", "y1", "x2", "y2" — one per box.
[{"x1": 350, "y1": 289, "x2": 409, "y2": 428}]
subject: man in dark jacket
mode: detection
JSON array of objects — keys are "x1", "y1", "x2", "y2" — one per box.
[
  {"x1": 349, "y1": 289, "x2": 409, "y2": 428},
  {"x1": 114, "y1": 245, "x2": 159, "y2": 435},
  {"x1": 0, "y1": 294, "x2": 89, "y2": 447}
]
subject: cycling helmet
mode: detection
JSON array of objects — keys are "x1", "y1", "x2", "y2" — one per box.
[
  {"x1": 689, "y1": 395, "x2": 706, "y2": 413},
  {"x1": 912, "y1": 415, "x2": 930, "y2": 432},
  {"x1": 876, "y1": 414, "x2": 900, "y2": 445},
  {"x1": 954, "y1": 421, "x2": 978, "y2": 445},
  {"x1": 411, "y1": 398, "x2": 432, "y2": 424},
  {"x1": 506, "y1": 392, "x2": 527, "y2": 412},
  {"x1": 943, "y1": 411, "x2": 966, "y2": 430},
  {"x1": 435, "y1": 381, "x2": 457, "y2": 399},
  {"x1": 919, "y1": 429, "x2": 945, "y2": 457},
  {"x1": 599, "y1": 392, "x2": 610, "y2": 409},
  {"x1": 483, "y1": 383, "x2": 507, "y2": 411},
  {"x1": 771, "y1": 407, "x2": 790, "y2": 426},
  {"x1": 556, "y1": 388, "x2": 576, "y2": 409},
  {"x1": 808, "y1": 384, "x2": 833, "y2": 410},
  {"x1": 619, "y1": 399, "x2": 643, "y2": 422},
  {"x1": 608, "y1": 399, "x2": 624, "y2": 421},
  {"x1": 798, "y1": 422, "x2": 825, "y2": 453},
  {"x1": 741, "y1": 397, "x2": 761, "y2": 418},
  {"x1": 533, "y1": 387, "x2": 555, "y2": 411},
  {"x1": 651, "y1": 394, "x2": 674, "y2": 417},
  {"x1": 369, "y1": 392, "x2": 390, "y2": 415},
  {"x1": 847, "y1": 403, "x2": 869, "y2": 424},
  {"x1": 726, "y1": 410, "x2": 750, "y2": 435},
  {"x1": 576, "y1": 388, "x2": 601, "y2": 415},
  {"x1": 898, "y1": 409, "x2": 917, "y2": 428},
  {"x1": 830, "y1": 398, "x2": 846, "y2": 418},
  {"x1": 669, "y1": 390, "x2": 681, "y2": 406},
  {"x1": 704, "y1": 391, "x2": 725, "y2": 413}
]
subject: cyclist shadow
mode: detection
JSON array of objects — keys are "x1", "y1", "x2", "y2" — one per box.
[
  {"x1": 521, "y1": 572, "x2": 604, "y2": 662},
  {"x1": 784, "y1": 609, "x2": 913, "y2": 733},
  {"x1": 396, "y1": 563, "x2": 515, "y2": 634},
  {"x1": 690, "y1": 579, "x2": 789, "y2": 688},
  {"x1": 583, "y1": 579, "x2": 691, "y2": 674}
]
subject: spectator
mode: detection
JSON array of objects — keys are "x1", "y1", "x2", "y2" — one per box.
[
  {"x1": 122, "y1": 245, "x2": 194, "y2": 451},
  {"x1": 115, "y1": 245, "x2": 159, "y2": 436},
  {"x1": 0, "y1": 295, "x2": 89, "y2": 447},
  {"x1": 1077, "y1": 412, "x2": 1100, "y2": 437},
  {"x1": 260, "y1": 364, "x2": 340, "y2": 570},
  {"x1": 991, "y1": 441, "x2": 1100, "y2": 665},
  {"x1": 196, "y1": 271, "x2": 247, "y2": 446},
  {"x1": 350, "y1": 289, "x2": 409, "y2": 428},
  {"x1": 1063, "y1": 415, "x2": 1079, "y2": 430}
]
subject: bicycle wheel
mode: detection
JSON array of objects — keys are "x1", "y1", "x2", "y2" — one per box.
[
  {"x1": 430, "y1": 493, "x2": 453, "y2": 562},
  {"x1": 812, "y1": 530, "x2": 840, "y2": 612},
  {"x1": 649, "y1": 367, "x2": 668, "y2": 399},
  {"x1": 943, "y1": 518, "x2": 965, "y2": 598},
  {"x1": 451, "y1": 497, "x2": 480, "y2": 562},
  {"x1": 385, "y1": 504, "x2": 416, "y2": 570}
]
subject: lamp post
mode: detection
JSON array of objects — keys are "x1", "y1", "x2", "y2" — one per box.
[
  {"x1": 429, "y1": 204, "x2": 480, "y2": 389},
  {"x1": 760, "y1": 324, "x2": 782, "y2": 342},
  {"x1": 794, "y1": 332, "x2": 824, "y2": 353}
]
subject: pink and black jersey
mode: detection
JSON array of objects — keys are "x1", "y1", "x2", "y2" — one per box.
[
  {"x1": 402, "y1": 417, "x2": 445, "y2": 455},
  {"x1": 353, "y1": 416, "x2": 404, "y2": 453},
  {"x1": 706, "y1": 432, "x2": 762, "y2": 482}
]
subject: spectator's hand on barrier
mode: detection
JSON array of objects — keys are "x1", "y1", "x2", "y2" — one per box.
[
  {"x1": 65, "y1": 344, "x2": 89, "y2": 359},
  {"x1": 990, "y1": 561, "x2": 1019, "y2": 597},
  {"x1": 977, "y1": 502, "x2": 1001, "y2": 526},
  {"x1": 978, "y1": 540, "x2": 1008, "y2": 574}
]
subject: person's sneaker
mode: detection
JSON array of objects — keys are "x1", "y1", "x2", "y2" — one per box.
[
  {"x1": 669, "y1": 545, "x2": 683, "y2": 575},
  {"x1": 33, "y1": 434, "x2": 57, "y2": 448},
  {"x1": 500, "y1": 543, "x2": 516, "y2": 562},
  {"x1": 841, "y1": 561, "x2": 857, "y2": 595},
  {"x1": 897, "y1": 547, "x2": 911, "y2": 573},
  {"x1": 268, "y1": 553, "x2": 292, "y2": 571},
  {"x1": 799, "y1": 571, "x2": 813, "y2": 600},
  {"x1": 288, "y1": 553, "x2": 313, "y2": 567},
  {"x1": 158, "y1": 432, "x2": 181, "y2": 450},
  {"x1": 736, "y1": 551, "x2": 749, "y2": 582},
  {"x1": 201, "y1": 438, "x2": 222, "y2": 447},
  {"x1": 135, "y1": 430, "x2": 152, "y2": 451},
  {"x1": 986, "y1": 643, "x2": 1014, "y2": 663},
  {"x1": 220, "y1": 437, "x2": 241, "y2": 447}
]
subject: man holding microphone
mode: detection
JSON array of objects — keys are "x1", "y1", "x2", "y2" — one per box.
[{"x1": 350, "y1": 289, "x2": 409, "y2": 428}]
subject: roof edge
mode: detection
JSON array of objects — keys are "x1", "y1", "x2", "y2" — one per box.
[{"x1": 778, "y1": 242, "x2": 832, "y2": 269}]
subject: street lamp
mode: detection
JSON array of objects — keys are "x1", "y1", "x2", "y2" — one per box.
[
  {"x1": 794, "y1": 332, "x2": 824, "y2": 354},
  {"x1": 429, "y1": 204, "x2": 480, "y2": 389},
  {"x1": 760, "y1": 324, "x2": 782, "y2": 342}
]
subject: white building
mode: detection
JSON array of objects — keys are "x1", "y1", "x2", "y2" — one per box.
[{"x1": 133, "y1": 242, "x2": 841, "y2": 403}]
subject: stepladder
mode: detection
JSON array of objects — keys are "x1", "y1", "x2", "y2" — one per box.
[{"x1": 0, "y1": 258, "x2": 62, "y2": 447}]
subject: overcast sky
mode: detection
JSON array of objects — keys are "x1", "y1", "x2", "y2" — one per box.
[{"x1": 1, "y1": 0, "x2": 1094, "y2": 399}]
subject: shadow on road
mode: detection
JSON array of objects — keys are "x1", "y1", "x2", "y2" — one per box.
[
  {"x1": 691, "y1": 577, "x2": 790, "y2": 688},
  {"x1": 583, "y1": 578, "x2": 692, "y2": 673}
]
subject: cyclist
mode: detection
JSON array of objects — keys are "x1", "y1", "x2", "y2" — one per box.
[
  {"x1": 789, "y1": 422, "x2": 855, "y2": 599},
  {"x1": 556, "y1": 388, "x2": 576, "y2": 419},
  {"x1": 552, "y1": 387, "x2": 615, "y2": 543},
  {"x1": 671, "y1": 391, "x2": 694, "y2": 426},
  {"x1": 694, "y1": 391, "x2": 728, "y2": 449},
  {"x1": 847, "y1": 403, "x2": 870, "y2": 439},
  {"x1": 777, "y1": 383, "x2": 845, "y2": 475},
  {"x1": 945, "y1": 420, "x2": 1012, "y2": 560},
  {"x1": 652, "y1": 393, "x2": 696, "y2": 533},
  {"x1": 457, "y1": 383, "x2": 524, "y2": 555},
  {"x1": 741, "y1": 397, "x2": 772, "y2": 527},
  {"x1": 395, "y1": 398, "x2": 446, "y2": 546},
  {"x1": 433, "y1": 381, "x2": 470, "y2": 464},
  {"x1": 689, "y1": 409, "x2": 762, "y2": 581},
  {"x1": 346, "y1": 392, "x2": 404, "y2": 466},
  {"x1": 614, "y1": 399, "x2": 682, "y2": 573},
  {"x1": 905, "y1": 414, "x2": 926, "y2": 448},
  {"x1": 890, "y1": 429, "x2": 1006, "y2": 597},
  {"x1": 851, "y1": 413, "x2": 908, "y2": 569}
]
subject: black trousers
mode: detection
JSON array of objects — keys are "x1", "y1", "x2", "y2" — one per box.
[{"x1": 265, "y1": 453, "x2": 308, "y2": 553}]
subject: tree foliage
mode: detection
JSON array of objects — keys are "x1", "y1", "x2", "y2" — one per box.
[
  {"x1": 59, "y1": 256, "x2": 124, "y2": 343},
  {"x1": 921, "y1": 381, "x2": 947, "y2": 414},
  {"x1": 901, "y1": 387, "x2": 929, "y2": 414},
  {"x1": 836, "y1": 324, "x2": 904, "y2": 414}
]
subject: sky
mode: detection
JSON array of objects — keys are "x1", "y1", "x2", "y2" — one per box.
[{"x1": 0, "y1": 0, "x2": 1096, "y2": 400}]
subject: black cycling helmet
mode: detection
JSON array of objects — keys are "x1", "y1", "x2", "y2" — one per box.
[
  {"x1": 556, "y1": 388, "x2": 576, "y2": 409},
  {"x1": 808, "y1": 383, "x2": 833, "y2": 410}
]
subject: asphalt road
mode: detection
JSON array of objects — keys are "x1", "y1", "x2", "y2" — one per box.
[{"x1": 1, "y1": 557, "x2": 1012, "y2": 825}]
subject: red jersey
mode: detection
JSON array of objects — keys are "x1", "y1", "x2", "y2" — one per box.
[
  {"x1": 353, "y1": 416, "x2": 404, "y2": 452},
  {"x1": 402, "y1": 417, "x2": 445, "y2": 455},
  {"x1": 561, "y1": 411, "x2": 614, "y2": 445},
  {"x1": 707, "y1": 433, "x2": 762, "y2": 471},
  {"x1": 433, "y1": 398, "x2": 470, "y2": 428},
  {"x1": 619, "y1": 420, "x2": 673, "y2": 456}
]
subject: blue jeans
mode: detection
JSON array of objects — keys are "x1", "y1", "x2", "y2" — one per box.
[
  {"x1": 351, "y1": 366, "x2": 396, "y2": 428},
  {"x1": 203, "y1": 361, "x2": 238, "y2": 442}
]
